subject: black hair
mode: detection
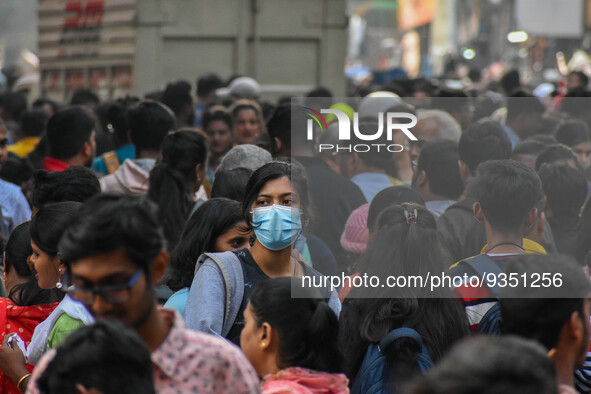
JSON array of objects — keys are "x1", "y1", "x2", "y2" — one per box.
[
  {"x1": 128, "y1": 100, "x2": 176, "y2": 154},
  {"x1": 407, "y1": 335, "x2": 558, "y2": 394},
  {"x1": 0, "y1": 155, "x2": 33, "y2": 188},
  {"x1": 506, "y1": 92, "x2": 545, "y2": 121},
  {"x1": 512, "y1": 140, "x2": 547, "y2": 157},
  {"x1": 555, "y1": 121, "x2": 591, "y2": 148},
  {"x1": 3, "y1": 92, "x2": 27, "y2": 122},
  {"x1": 21, "y1": 109, "x2": 48, "y2": 138},
  {"x1": 306, "y1": 86, "x2": 333, "y2": 98},
  {"x1": 528, "y1": 134, "x2": 559, "y2": 146},
  {"x1": 32, "y1": 166, "x2": 100, "y2": 210},
  {"x1": 166, "y1": 198, "x2": 247, "y2": 291},
  {"x1": 500, "y1": 253, "x2": 591, "y2": 351},
  {"x1": 534, "y1": 144, "x2": 580, "y2": 171},
  {"x1": 46, "y1": 107, "x2": 95, "y2": 160},
  {"x1": 5, "y1": 222, "x2": 56, "y2": 306},
  {"x1": 538, "y1": 164, "x2": 587, "y2": 219},
  {"x1": 30, "y1": 202, "x2": 83, "y2": 257},
  {"x1": 472, "y1": 160, "x2": 543, "y2": 233},
  {"x1": 341, "y1": 204, "x2": 469, "y2": 386},
  {"x1": 202, "y1": 107, "x2": 233, "y2": 131},
  {"x1": 277, "y1": 104, "x2": 313, "y2": 154},
  {"x1": 211, "y1": 167, "x2": 253, "y2": 201},
  {"x1": 416, "y1": 140, "x2": 464, "y2": 199},
  {"x1": 96, "y1": 101, "x2": 130, "y2": 147},
  {"x1": 32, "y1": 98, "x2": 62, "y2": 116},
  {"x1": 473, "y1": 96, "x2": 502, "y2": 122},
  {"x1": 500, "y1": 70, "x2": 521, "y2": 95},
  {"x1": 242, "y1": 161, "x2": 310, "y2": 229},
  {"x1": 144, "y1": 90, "x2": 163, "y2": 102},
  {"x1": 367, "y1": 186, "x2": 425, "y2": 232},
  {"x1": 304, "y1": 87, "x2": 333, "y2": 110},
  {"x1": 570, "y1": 71, "x2": 589, "y2": 89},
  {"x1": 459, "y1": 121, "x2": 512, "y2": 174},
  {"x1": 162, "y1": 80, "x2": 193, "y2": 116},
  {"x1": 59, "y1": 194, "x2": 166, "y2": 276},
  {"x1": 37, "y1": 320, "x2": 155, "y2": 394},
  {"x1": 148, "y1": 129, "x2": 207, "y2": 250},
  {"x1": 266, "y1": 104, "x2": 293, "y2": 154},
  {"x1": 70, "y1": 88, "x2": 100, "y2": 107},
  {"x1": 249, "y1": 277, "x2": 343, "y2": 373},
  {"x1": 196, "y1": 73, "x2": 224, "y2": 98},
  {"x1": 431, "y1": 90, "x2": 470, "y2": 116}
]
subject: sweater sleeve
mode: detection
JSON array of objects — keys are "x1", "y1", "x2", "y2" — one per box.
[{"x1": 185, "y1": 261, "x2": 227, "y2": 337}]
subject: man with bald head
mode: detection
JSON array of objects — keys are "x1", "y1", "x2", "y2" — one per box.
[{"x1": 409, "y1": 109, "x2": 462, "y2": 162}]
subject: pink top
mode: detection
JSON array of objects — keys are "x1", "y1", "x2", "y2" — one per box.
[
  {"x1": 26, "y1": 309, "x2": 260, "y2": 394},
  {"x1": 261, "y1": 367, "x2": 349, "y2": 394}
]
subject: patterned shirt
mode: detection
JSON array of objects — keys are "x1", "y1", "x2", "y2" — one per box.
[{"x1": 27, "y1": 309, "x2": 261, "y2": 394}]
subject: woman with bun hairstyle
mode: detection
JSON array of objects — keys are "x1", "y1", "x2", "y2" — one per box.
[
  {"x1": 0, "y1": 222, "x2": 60, "y2": 394},
  {"x1": 241, "y1": 277, "x2": 349, "y2": 393},
  {"x1": 0, "y1": 202, "x2": 94, "y2": 392},
  {"x1": 186, "y1": 161, "x2": 340, "y2": 345},
  {"x1": 340, "y1": 203, "x2": 468, "y2": 392},
  {"x1": 148, "y1": 129, "x2": 208, "y2": 250}
]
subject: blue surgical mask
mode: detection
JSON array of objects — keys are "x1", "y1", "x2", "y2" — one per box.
[{"x1": 252, "y1": 204, "x2": 302, "y2": 251}]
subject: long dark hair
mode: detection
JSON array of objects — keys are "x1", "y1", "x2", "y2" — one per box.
[
  {"x1": 250, "y1": 277, "x2": 343, "y2": 373},
  {"x1": 5, "y1": 222, "x2": 58, "y2": 306},
  {"x1": 242, "y1": 161, "x2": 310, "y2": 230},
  {"x1": 165, "y1": 198, "x2": 247, "y2": 291},
  {"x1": 340, "y1": 204, "x2": 468, "y2": 387},
  {"x1": 148, "y1": 129, "x2": 208, "y2": 250}
]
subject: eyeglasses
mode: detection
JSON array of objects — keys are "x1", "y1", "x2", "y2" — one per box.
[{"x1": 64, "y1": 270, "x2": 143, "y2": 306}]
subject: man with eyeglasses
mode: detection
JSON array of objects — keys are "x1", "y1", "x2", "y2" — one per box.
[
  {"x1": 0, "y1": 118, "x2": 31, "y2": 238},
  {"x1": 21, "y1": 194, "x2": 260, "y2": 393}
]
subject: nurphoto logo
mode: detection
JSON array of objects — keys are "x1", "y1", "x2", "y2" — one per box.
[{"x1": 304, "y1": 107, "x2": 418, "y2": 154}]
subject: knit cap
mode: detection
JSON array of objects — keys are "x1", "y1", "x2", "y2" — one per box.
[{"x1": 340, "y1": 203, "x2": 370, "y2": 254}]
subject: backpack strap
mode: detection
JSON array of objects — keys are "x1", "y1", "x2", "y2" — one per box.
[
  {"x1": 102, "y1": 151, "x2": 120, "y2": 174},
  {"x1": 458, "y1": 254, "x2": 503, "y2": 297},
  {"x1": 379, "y1": 327, "x2": 433, "y2": 372},
  {"x1": 195, "y1": 252, "x2": 232, "y2": 327},
  {"x1": 379, "y1": 327, "x2": 423, "y2": 352}
]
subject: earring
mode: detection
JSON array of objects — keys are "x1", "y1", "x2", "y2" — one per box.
[
  {"x1": 260, "y1": 342, "x2": 267, "y2": 349},
  {"x1": 56, "y1": 267, "x2": 63, "y2": 289}
]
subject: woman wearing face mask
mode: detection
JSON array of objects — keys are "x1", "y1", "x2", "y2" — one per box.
[
  {"x1": 186, "y1": 161, "x2": 340, "y2": 345},
  {"x1": 163, "y1": 198, "x2": 252, "y2": 318}
]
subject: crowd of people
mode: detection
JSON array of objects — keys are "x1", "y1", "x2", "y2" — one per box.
[{"x1": 0, "y1": 68, "x2": 588, "y2": 393}]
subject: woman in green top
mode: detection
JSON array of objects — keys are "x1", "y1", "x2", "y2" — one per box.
[
  {"x1": 28, "y1": 202, "x2": 93, "y2": 351},
  {"x1": 0, "y1": 202, "x2": 94, "y2": 391}
]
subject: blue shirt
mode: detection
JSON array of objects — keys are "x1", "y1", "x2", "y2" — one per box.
[
  {"x1": 0, "y1": 179, "x2": 31, "y2": 237},
  {"x1": 351, "y1": 172, "x2": 401, "y2": 203},
  {"x1": 503, "y1": 125, "x2": 520, "y2": 148},
  {"x1": 92, "y1": 144, "x2": 136, "y2": 175},
  {"x1": 425, "y1": 200, "x2": 456, "y2": 218},
  {"x1": 164, "y1": 287, "x2": 190, "y2": 318}
]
